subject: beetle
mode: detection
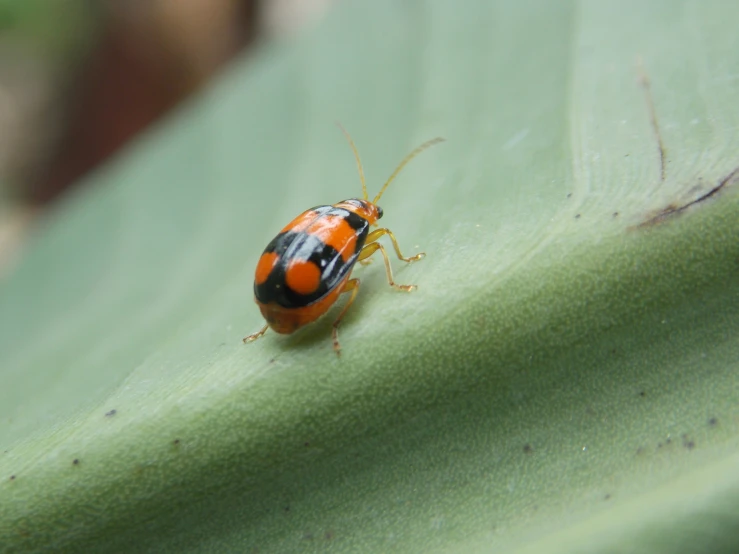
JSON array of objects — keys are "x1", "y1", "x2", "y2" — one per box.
[{"x1": 243, "y1": 124, "x2": 443, "y2": 354}]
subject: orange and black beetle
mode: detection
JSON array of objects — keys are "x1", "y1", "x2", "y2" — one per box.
[{"x1": 244, "y1": 125, "x2": 443, "y2": 354}]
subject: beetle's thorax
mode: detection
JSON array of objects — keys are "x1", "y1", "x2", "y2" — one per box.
[{"x1": 333, "y1": 198, "x2": 382, "y2": 225}]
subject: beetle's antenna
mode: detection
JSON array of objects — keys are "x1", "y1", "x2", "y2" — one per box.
[
  {"x1": 373, "y1": 137, "x2": 445, "y2": 204},
  {"x1": 336, "y1": 122, "x2": 368, "y2": 200}
]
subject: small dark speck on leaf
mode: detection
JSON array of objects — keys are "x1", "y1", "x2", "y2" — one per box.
[
  {"x1": 657, "y1": 442, "x2": 663, "y2": 448},
  {"x1": 666, "y1": 437, "x2": 672, "y2": 445},
  {"x1": 708, "y1": 417, "x2": 718, "y2": 427},
  {"x1": 284, "y1": 505, "x2": 290, "y2": 512},
  {"x1": 567, "y1": 193, "x2": 572, "y2": 198},
  {"x1": 173, "y1": 439, "x2": 181, "y2": 445},
  {"x1": 684, "y1": 439, "x2": 695, "y2": 450},
  {"x1": 638, "y1": 391, "x2": 646, "y2": 397},
  {"x1": 73, "y1": 459, "x2": 79, "y2": 465},
  {"x1": 613, "y1": 212, "x2": 619, "y2": 217},
  {"x1": 325, "y1": 530, "x2": 335, "y2": 540},
  {"x1": 636, "y1": 446, "x2": 644, "y2": 455},
  {"x1": 105, "y1": 409, "x2": 117, "y2": 417},
  {"x1": 9, "y1": 475, "x2": 16, "y2": 480},
  {"x1": 523, "y1": 443, "x2": 533, "y2": 454},
  {"x1": 575, "y1": 213, "x2": 581, "y2": 219},
  {"x1": 604, "y1": 493, "x2": 611, "y2": 500},
  {"x1": 304, "y1": 442, "x2": 310, "y2": 447}
]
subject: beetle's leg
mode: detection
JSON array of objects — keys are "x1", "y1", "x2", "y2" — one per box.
[
  {"x1": 332, "y1": 278, "x2": 360, "y2": 355},
  {"x1": 364, "y1": 227, "x2": 425, "y2": 263},
  {"x1": 243, "y1": 323, "x2": 268, "y2": 344},
  {"x1": 357, "y1": 242, "x2": 417, "y2": 292}
]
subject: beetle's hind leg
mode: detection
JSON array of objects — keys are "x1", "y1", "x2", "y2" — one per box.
[
  {"x1": 243, "y1": 323, "x2": 269, "y2": 344},
  {"x1": 358, "y1": 240, "x2": 418, "y2": 292},
  {"x1": 364, "y1": 227, "x2": 425, "y2": 263},
  {"x1": 332, "y1": 278, "x2": 360, "y2": 355}
]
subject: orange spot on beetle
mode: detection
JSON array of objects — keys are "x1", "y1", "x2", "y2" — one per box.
[
  {"x1": 255, "y1": 252, "x2": 279, "y2": 285},
  {"x1": 285, "y1": 259, "x2": 321, "y2": 295},
  {"x1": 281, "y1": 210, "x2": 320, "y2": 233},
  {"x1": 308, "y1": 215, "x2": 357, "y2": 262}
]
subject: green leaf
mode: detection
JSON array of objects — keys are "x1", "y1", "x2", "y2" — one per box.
[{"x1": 1, "y1": 0, "x2": 739, "y2": 552}]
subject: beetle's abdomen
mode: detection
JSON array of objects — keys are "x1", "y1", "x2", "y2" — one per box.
[{"x1": 254, "y1": 205, "x2": 369, "y2": 309}]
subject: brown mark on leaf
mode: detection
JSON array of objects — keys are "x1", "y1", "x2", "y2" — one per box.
[
  {"x1": 637, "y1": 57, "x2": 666, "y2": 183},
  {"x1": 632, "y1": 58, "x2": 739, "y2": 229},
  {"x1": 634, "y1": 166, "x2": 739, "y2": 229}
]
